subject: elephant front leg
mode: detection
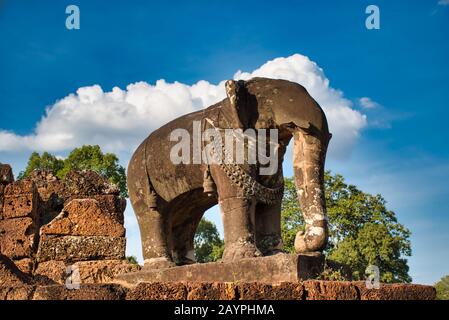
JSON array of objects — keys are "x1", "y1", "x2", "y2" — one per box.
[
  {"x1": 255, "y1": 201, "x2": 284, "y2": 256},
  {"x1": 220, "y1": 196, "x2": 262, "y2": 261}
]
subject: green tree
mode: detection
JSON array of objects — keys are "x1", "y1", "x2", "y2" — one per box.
[
  {"x1": 18, "y1": 152, "x2": 64, "y2": 180},
  {"x1": 194, "y1": 218, "x2": 224, "y2": 263},
  {"x1": 58, "y1": 145, "x2": 127, "y2": 197},
  {"x1": 126, "y1": 256, "x2": 139, "y2": 265},
  {"x1": 281, "y1": 171, "x2": 412, "y2": 283},
  {"x1": 435, "y1": 275, "x2": 449, "y2": 300},
  {"x1": 18, "y1": 145, "x2": 128, "y2": 198}
]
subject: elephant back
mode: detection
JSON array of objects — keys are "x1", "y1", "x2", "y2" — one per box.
[{"x1": 144, "y1": 104, "x2": 220, "y2": 202}]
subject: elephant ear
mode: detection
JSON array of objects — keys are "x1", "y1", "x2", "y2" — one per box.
[{"x1": 225, "y1": 80, "x2": 257, "y2": 129}]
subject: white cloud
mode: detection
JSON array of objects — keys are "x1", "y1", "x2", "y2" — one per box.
[
  {"x1": 234, "y1": 55, "x2": 367, "y2": 157},
  {"x1": 358, "y1": 97, "x2": 381, "y2": 109},
  {"x1": 0, "y1": 54, "x2": 366, "y2": 159},
  {"x1": 438, "y1": 0, "x2": 449, "y2": 6}
]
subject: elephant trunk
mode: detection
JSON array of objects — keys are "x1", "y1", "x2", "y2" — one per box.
[{"x1": 292, "y1": 128, "x2": 329, "y2": 253}]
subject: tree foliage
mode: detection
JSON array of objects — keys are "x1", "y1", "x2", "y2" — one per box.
[
  {"x1": 17, "y1": 152, "x2": 64, "y2": 180},
  {"x1": 281, "y1": 171, "x2": 412, "y2": 283},
  {"x1": 126, "y1": 256, "x2": 139, "y2": 265},
  {"x1": 18, "y1": 145, "x2": 128, "y2": 198},
  {"x1": 435, "y1": 275, "x2": 449, "y2": 300},
  {"x1": 194, "y1": 218, "x2": 224, "y2": 263}
]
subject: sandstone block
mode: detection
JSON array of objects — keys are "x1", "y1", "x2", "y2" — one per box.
[
  {"x1": 0, "y1": 254, "x2": 31, "y2": 286},
  {"x1": 303, "y1": 280, "x2": 358, "y2": 300},
  {"x1": 28, "y1": 170, "x2": 63, "y2": 201},
  {"x1": 32, "y1": 284, "x2": 127, "y2": 300},
  {"x1": 13, "y1": 258, "x2": 34, "y2": 274},
  {"x1": 4, "y1": 179, "x2": 36, "y2": 195},
  {"x1": 2, "y1": 180, "x2": 39, "y2": 221},
  {"x1": 0, "y1": 280, "x2": 438, "y2": 300},
  {"x1": 3, "y1": 193, "x2": 38, "y2": 220},
  {"x1": 115, "y1": 253, "x2": 324, "y2": 284},
  {"x1": 74, "y1": 260, "x2": 140, "y2": 284},
  {"x1": 126, "y1": 282, "x2": 187, "y2": 300},
  {"x1": 34, "y1": 260, "x2": 66, "y2": 284},
  {"x1": 37, "y1": 235, "x2": 126, "y2": 262},
  {"x1": 0, "y1": 164, "x2": 14, "y2": 185},
  {"x1": 35, "y1": 259, "x2": 141, "y2": 284},
  {"x1": 63, "y1": 170, "x2": 120, "y2": 197},
  {"x1": 237, "y1": 282, "x2": 304, "y2": 300},
  {"x1": 0, "y1": 285, "x2": 35, "y2": 300},
  {"x1": 0, "y1": 217, "x2": 37, "y2": 259},
  {"x1": 40, "y1": 199, "x2": 125, "y2": 237},
  {"x1": 186, "y1": 282, "x2": 237, "y2": 300},
  {"x1": 64, "y1": 194, "x2": 125, "y2": 224},
  {"x1": 29, "y1": 170, "x2": 65, "y2": 225},
  {"x1": 353, "y1": 281, "x2": 436, "y2": 300}
]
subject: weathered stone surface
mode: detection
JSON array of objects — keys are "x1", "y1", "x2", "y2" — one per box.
[
  {"x1": 353, "y1": 281, "x2": 436, "y2": 300},
  {"x1": 0, "y1": 254, "x2": 31, "y2": 286},
  {"x1": 2, "y1": 180, "x2": 39, "y2": 221},
  {"x1": 34, "y1": 260, "x2": 66, "y2": 284},
  {"x1": 0, "y1": 280, "x2": 437, "y2": 300},
  {"x1": 4, "y1": 179, "x2": 36, "y2": 196},
  {"x1": 28, "y1": 170, "x2": 62, "y2": 201},
  {"x1": 32, "y1": 284, "x2": 127, "y2": 300},
  {"x1": 115, "y1": 253, "x2": 323, "y2": 284},
  {"x1": 0, "y1": 285, "x2": 35, "y2": 300},
  {"x1": 0, "y1": 164, "x2": 14, "y2": 185},
  {"x1": 126, "y1": 282, "x2": 187, "y2": 300},
  {"x1": 63, "y1": 170, "x2": 120, "y2": 197},
  {"x1": 64, "y1": 194, "x2": 126, "y2": 224},
  {"x1": 0, "y1": 217, "x2": 37, "y2": 259},
  {"x1": 186, "y1": 282, "x2": 237, "y2": 300},
  {"x1": 13, "y1": 258, "x2": 34, "y2": 274},
  {"x1": 3, "y1": 193, "x2": 38, "y2": 220},
  {"x1": 35, "y1": 260, "x2": 141, "y2": 284},
  {"x1": 237, "y1": 282, "x2": 304, "y2": 300},
  {"x1": 303, "y1": 280, "x2": 358, "y2": 300},
  {"x1": 0, "y1": 184, "x2": 4, "y2": 219},
  {"x1": 40, "y1": 199, "x2": 125, "y2": 237},
  {"x1": 28, "y1": 170, "x2": 65, "y2": 225},
  {"x1": 37, "y1": 235, "x2": 126, "y2": 262},
  {"x1": 75, "y1": 260, "x2": 140, "y2": 284}
]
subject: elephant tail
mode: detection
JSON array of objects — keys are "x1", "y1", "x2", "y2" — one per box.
[{"x1": 128, "y1": 138, "x2": 158, "y2": 209}]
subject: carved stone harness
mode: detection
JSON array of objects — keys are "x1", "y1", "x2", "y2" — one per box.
[{"x1": 204, "y1": 117, "x2": 284, "y2": 205}]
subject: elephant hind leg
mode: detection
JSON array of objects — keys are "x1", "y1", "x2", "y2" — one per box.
[
  {"x1": 136, "y1": 207, "x2": 176, "y2": 269},
  {"x1": 127, "y1": 143, "x2": 175, "y2": 269}
]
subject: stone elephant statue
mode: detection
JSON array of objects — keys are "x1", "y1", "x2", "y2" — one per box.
[{"x1": 128, "y1": 77, "x2": 331, "y2": 268}]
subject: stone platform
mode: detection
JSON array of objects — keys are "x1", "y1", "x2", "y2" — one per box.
[
  {"x1": 0, "y1": 281, "x2": 436, "y2": 300},
  {"x1": 114, "y1": 253, "x2": 324, "y2": 285}
]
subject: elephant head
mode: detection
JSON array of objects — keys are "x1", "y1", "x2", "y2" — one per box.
[{"x1": 225, "y1": 77, "x2": 332, "y2": 253}]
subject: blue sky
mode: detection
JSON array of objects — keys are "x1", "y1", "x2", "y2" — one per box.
[{"x1": 0, "y1": 0, "x2": 448, "y2": 284}]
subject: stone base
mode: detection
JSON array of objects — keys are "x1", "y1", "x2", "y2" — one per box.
[
  {"x1": 114, "y1": 253, "x2": 324, "y2": 285},
  {"x1": 34, "y1": 259, "x2": 141, "y2": 284},
  {"x1": 0, "y1": 281, "x2": 436, "y2": 300}
]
